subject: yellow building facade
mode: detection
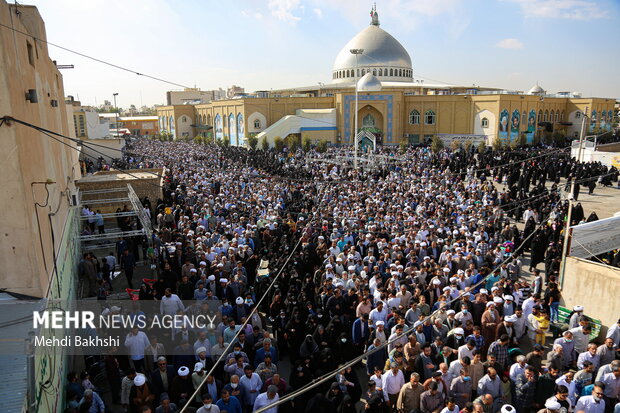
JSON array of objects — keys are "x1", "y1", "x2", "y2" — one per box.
[{"x1": 157, "y1": 10, "x2": 615, "y2": 146}]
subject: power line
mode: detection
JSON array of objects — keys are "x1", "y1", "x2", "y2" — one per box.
[{"x1": 0, "y1": 21, "x2": 192, "y2": 89}]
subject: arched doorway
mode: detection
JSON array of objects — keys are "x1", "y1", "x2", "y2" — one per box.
[{"x1": 357, "y1": 105, "x2": 383, "y2": 148}]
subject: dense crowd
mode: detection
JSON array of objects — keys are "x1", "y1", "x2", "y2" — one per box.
[{"x1": 71, "y1": 140, "x2": 620, "y2": 413}]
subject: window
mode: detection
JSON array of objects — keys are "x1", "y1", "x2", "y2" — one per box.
[
  {"x1": 481, "y1": 117, "x2": 489, "y2": 128},
  {"x1": 575, "y1": 111, "x2": 581, "y2": 119},
  {"x1": 182, "y1": 116, "x2": 187, "y2": 123},
  {"x1": 425, "y1": 110, "x2": 436, "y2": 125},
  {"x1": 561, "y1": 111, "x2": 565, "y2": 121},
  {"x1": 549, "y1": 110, "x2": 554, "y2": 122},
  {"x1": 254, "y1": 119, "x2": 261, "y2": 129},
  {"x1": 26, "y1": 41, "x2": 34, "y2": 66},
  {"x1": 409, "y1": 110, "x2": 420, "y2": 125},
  {"x1": 555, "y1": 111, "x2": 559, "y2": 122},
  {"x1": 373, "y1": 69, "x2": 377, "y2": 76},
  {"x1": 544, "y1": 110, "x2": 548, "y2": 122},
  {"x1": 538, "y1": 110, "x2": 543, "y2": 121},
  {"x1": 389, "y1": 68, "x2": 393, "y2": 76},
  {"x1": 378, "y1": 68, "x2": 382, "y2": 76}
]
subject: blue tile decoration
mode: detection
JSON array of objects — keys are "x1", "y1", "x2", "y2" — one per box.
[{"x1": 343, "y1": 94, "x2": 393, "y2": 143}]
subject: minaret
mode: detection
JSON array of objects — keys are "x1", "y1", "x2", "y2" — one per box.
[{"x1": 370, "y1": 3, "x2": 380, "y2": 26}]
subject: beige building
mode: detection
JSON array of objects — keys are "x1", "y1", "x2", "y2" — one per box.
[
  {"x1": 0, "y1": 1, "x2": 82, "y2": 411},
  {"x1": 157, "y1": 9, "x2": 614, "y2": 147}
]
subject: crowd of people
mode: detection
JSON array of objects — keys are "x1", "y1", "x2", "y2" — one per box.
[{"x1": 69, "y1": 139, "x2": 620, "y2": 413}]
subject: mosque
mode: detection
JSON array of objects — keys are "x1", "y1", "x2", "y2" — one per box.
[{"x1": 156, "y1": 6, "x2": 615, "y2": 147}]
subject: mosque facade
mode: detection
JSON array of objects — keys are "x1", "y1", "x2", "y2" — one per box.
[{"x1": 157, "y1": 8, "x2": 615, "y2": 146}]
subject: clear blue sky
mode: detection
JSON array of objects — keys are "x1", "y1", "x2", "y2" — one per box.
[{"x1": 26, "y1": 0, "x2": 620, "y2": 108}]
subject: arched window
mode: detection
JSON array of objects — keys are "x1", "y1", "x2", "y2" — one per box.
[
  {"x1": 378, "y1": 68, "x2": 382, "y2": 76},
  {"x1": 538, "y1": 110, "x2": 543, "y2": 122},
  {"x1": 207, "y1": 114, "x2": 211, "y2": 125},
  {"x1": 389, "y1": 68, "x2": 393, "y2": 76},
  {"x1": 481, "y1": 117, "x2": 489, "y2": 128},
  {"x1": 373, "y1": 69, "x2": 377, "y2": 76},
  {"x1": 550, "y1": 110, "x2": 554, "y2": 122},
  {"x1": 409, "y1": 110, "x2": 420, "y2": 125},
  {"x1": 425, "y1": 110, "x2": 436, "y2": 125},
  {"x1": 560, "y1": 111, "x2": 565, "y2": 121},
  {"x1": 398, "y1": 69, "x2": 402, "y2": 77},
  {"x1": 555, "y1": 111, "x2": 559, "y2": 122},
  {"x1": 254, "y1": 119, "x2": 261, "y2": 129},
  {"x1": 544, "y1": 110, "x2": 549, "y2": 122}
]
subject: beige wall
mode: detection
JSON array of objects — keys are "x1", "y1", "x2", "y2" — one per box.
[
  {"x1": 0, "y1": 2, "x2": 80, "y2": 298},
  {"x1": 562, "y1": 256, "x2": 620, "y2": 333}
]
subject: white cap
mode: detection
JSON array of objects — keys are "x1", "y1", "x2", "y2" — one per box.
[
  {"x1": 501, "y1": 405, "x2": 516, "y2": 413},
  {"x1": 505, "y1": 315, "x2": 518, "y2": 322},
  {"x1": 190, "y1": 268, "x2": 197, "y2": 273},
  {"x1": 443, "y1": 286, "x2": 451, "y2": 292},
  {"x1": 134, "y1": 374, "x2": 146, "y2": 386},
  {"x1": 449, "y1": 277, "x2": 458, "y2": 283},
  {"x1": 486, "y1": 302, "x2": 495, "y2": 307},
  {"x1": 194, "y1": 362, "x2": 204, "y2": 372},
  {"x1": 326, "y1": 264, "x2": 333, "y2": 269},
  {"x1": 219, "y1": 278, "x2": 227, "y2": 283},
  {"x1": 200, "y1": 261, "x2": 207, "y2": 266},
  {"x1": 503, "y1": 295, "x2": 514, "y2": 301},
  {"x1": 454, "y1": 328, "x2": 464, "y2": 335},
  {"x1": 574, "y1": 305, "x2": 584, "y2": 312},
  {"x1": 376, "y1": 321, "x2": 385, "y2": 326},
  {"x1": 493, "y1": 296, "x2": 503, "y2": 304},
  {"x1": 208, "y1": 275, "x2": 216, "y2": 281},
  {"x1": 491, "y1": 286, "x2": 499, "y2": 292},
  {"x1": 480, "y1": 289, "x2": 488, "y2": 294},
  {"x1": 348, "y1": 266, "x2": 356, "y2": 271},
  {"x1": 432, "y1": 279, "x2": 441, "y2": 285},
  {"x1": 235, "y1": 297, "x2": 244, "y2": 305},
  {"x1": 443, "y1": 268, "x2": 450, "y2": 273},
  {"x1": 545, "y1": 400, "x2": 561, "y2": 410},
  {"x1": 447, "y1": 309, "x2": 456, "y2": 315},
  {"x1": 178, "y1": 366, "x2": 190, "y2": 377}
]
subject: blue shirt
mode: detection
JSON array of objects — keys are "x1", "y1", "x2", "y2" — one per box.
[{"x1": 216, "y1": 395, "x2": 242, "y2": 413}]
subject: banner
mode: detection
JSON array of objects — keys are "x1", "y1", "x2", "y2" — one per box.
[
  {"x1": 589, "y1": 110, "x2": 597, "y2": 132},
  {"x1": 499, "y1": 109, "x2": 509, "y2": 141},
  {"x1": 436, "y1": 134, "x2": 487, "y2": 145},
  {"x1": 237, "y1": 113, "x2": 245, "y2": 144},
  {"x1": 229, "y1": 113, "x2": 236, "y2": 145},
  {"x1": 569, "y1": 215, "x2": 620, "y2": 258},
  {"x1": 510, "y1": 109, "x2": 521, "y2": 142},
  {"x1": 526, "y1": 110, "x2": 536, "y2": 144},
  {"x1": 214, "y1": 114, "x2": 223, "y2": 141}
]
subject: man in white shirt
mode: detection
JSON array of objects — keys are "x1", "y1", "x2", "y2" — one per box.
[
  {"x1": 458, "y1": 339, "x2": 476, "y2": 361},
  {"x1": 124, "y1": 327, "x2": 150, "y2": 373},
  {"x1": 369, "y1": 301, "x2": 389, "y2": 328},
  {"x1": 160, "y1": 288, "x2": 185, "y2": 316},
  {"x1": 239, "y1": 365, "x2": 263, "y2": 411},
  {"x1": 509, "y1": 355, "x2": 527, "y2": 382},
  {"x1": 382, "y1": 361, "x2": 405, "y2": 410},
  {"x1": 253, "y1": 385, "x2": 279, "y2": 413},
  {"x1": 574, "y1": 383, "x2": 605, "y2": 413}
]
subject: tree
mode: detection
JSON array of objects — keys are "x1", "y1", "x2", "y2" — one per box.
[
  {"x1": 552, "y1": 130, "x2": 566, "y2": 147},
  {"x1": 302, "y1": 137, "x2": 312, "y2": 152},
  {"x1": 222, "y1": 136, "x2": 230, "y2": 147},
  {"x1": 261, "y1": 137, "x2": 269, "y2": 150},
  {"x1": 273, "y1": 136, "x2": 284, "y2": 152},
  {"x1": 478, "y1": 140, "x2": 487, "y2": 154},
  {"x1": 431, "y1": 136, "x2": 444, "y2": 154},
  {"x1": 399, "y1": 141, "x2": 408, "y2": 154},
  {"x1": 193, "y1": 135, "x2": 203, "y2": 145},
  {"x1": 316, "y1": 140, "x2": 328, "y2": 153},
  {"x1": 247, "y1": 135, "x2": 259, "y2": 150},
  {"x1": 492, "y1": 136, "x2": 503, "y2": 151},
  {"x1": 450, "y1": 140, "x2": 461, "y2": 151}
]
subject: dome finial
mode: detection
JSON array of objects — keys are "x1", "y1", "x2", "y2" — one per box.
[{"x1": 370, "y1": 3, "x2": 379, "y2": 26}]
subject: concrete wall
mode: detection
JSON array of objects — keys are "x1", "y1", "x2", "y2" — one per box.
[
  {"x1": 562, "y1": 256, "x2": 620, "y2": 330},
  {"x1": 0, "y1": 1, "x2": 81, "y2": 298}
]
